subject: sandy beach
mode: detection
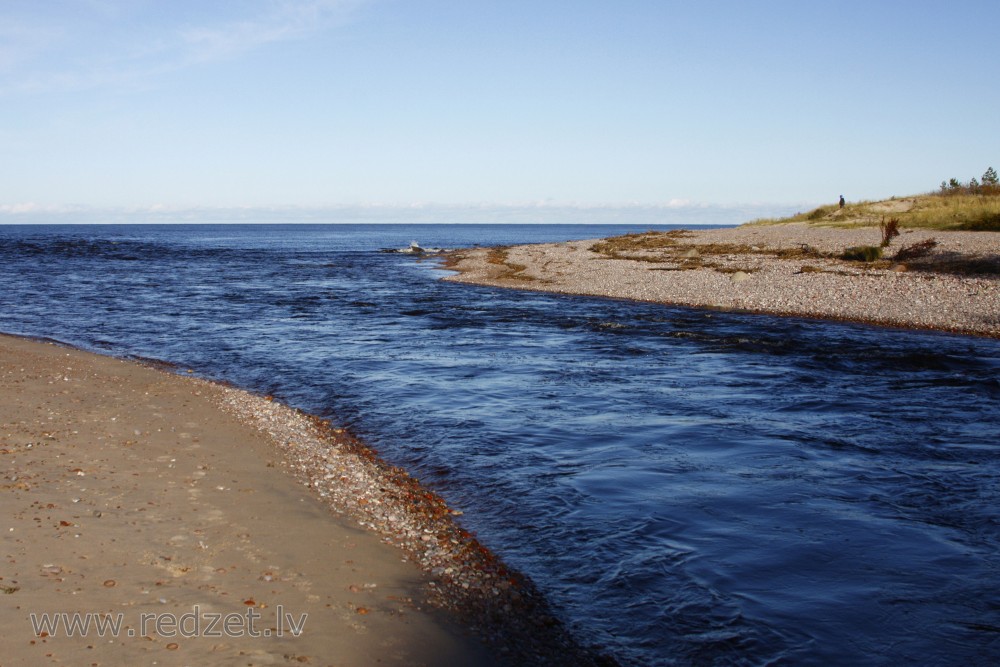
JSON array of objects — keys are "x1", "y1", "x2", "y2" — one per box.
[
  {"x1": 443, "y1": 223, "x2": 1000, "y2": 338},
  {"x1": 0, "y1": 334, "x2": 593, "y2": 666}
]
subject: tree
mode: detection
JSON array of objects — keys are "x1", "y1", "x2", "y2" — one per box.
[
  {"x1": 984, "y1": 167, "x2": 999, "y2": 195},
  {"x1": 970, "y1": 177, "x2": 981, "y2": 194}
]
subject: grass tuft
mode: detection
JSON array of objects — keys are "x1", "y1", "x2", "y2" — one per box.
[{"x1": 841, "y1": 246, "x2": 883, "y2": 262}]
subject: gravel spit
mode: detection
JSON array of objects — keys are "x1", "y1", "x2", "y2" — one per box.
[{"x1": 443, "y1": 223, "x2": 1000, "y2": 338}]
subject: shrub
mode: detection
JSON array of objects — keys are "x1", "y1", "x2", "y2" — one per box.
[
  {"x1": 893, "y1": 238, "x2": 938, "y2": 261},
  {"x1": 841, "y1": 246, "x2": 883, "y2": 262},
  {"x1": 938, "y1": 168, "x2": 999, "y2": 196},
  {"x1": 983, "y1": 167, "x2": 999, "y2": 195},
  {"x1": 879, "y1": 217, "x2": 901, "y2": 247}
]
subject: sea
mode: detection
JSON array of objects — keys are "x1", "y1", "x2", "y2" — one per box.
[{"x1": 1, "y1": 223, "x2": 999, "y2": 666}]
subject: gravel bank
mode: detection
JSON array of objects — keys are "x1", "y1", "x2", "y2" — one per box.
[
  {"x1": 1, "y1": 334, "x2": 606, "y2": 666},
  {"x1": 442, "y1": 223, "x2": 1000, "y2": 338},
  {"x1": 214, "y1": 384, "x2": 607, "y2": 665}
]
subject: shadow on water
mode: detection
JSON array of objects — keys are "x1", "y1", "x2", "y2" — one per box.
[{"x1": 2, "y1": 224, "x2": 1000, "y2": 666}]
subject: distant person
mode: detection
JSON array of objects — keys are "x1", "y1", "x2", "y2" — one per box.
[{"x1": 839, "y1": 195, "x2": 845, "y2": 209}]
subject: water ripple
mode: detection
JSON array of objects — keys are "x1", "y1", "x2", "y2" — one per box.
[{"x1": 2, "y1": 223, "x2": 999, "y2": 666}]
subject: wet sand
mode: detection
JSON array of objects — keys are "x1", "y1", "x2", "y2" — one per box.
[
  {"x1": 443, "y1": 224, "x2": 1000, "y2": 338},
  {"x1": 0, "y1": 334, "x2": 505, "y2": 666}
]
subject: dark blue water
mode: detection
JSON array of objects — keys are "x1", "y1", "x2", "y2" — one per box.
[{"x1": 2, "y1": 224, "x2": 1000, "y2": 666}]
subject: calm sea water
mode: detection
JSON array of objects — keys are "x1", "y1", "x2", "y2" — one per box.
[{"x1": 2, "y1": 224, "x2": 999, "y2": 666}]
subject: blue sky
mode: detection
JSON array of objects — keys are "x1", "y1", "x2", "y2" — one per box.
[{"x1": 2, "y1": 0, "x2": 998, "y2": 223}]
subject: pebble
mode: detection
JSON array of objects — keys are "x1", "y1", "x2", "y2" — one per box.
[
  {"x1": 444, "y1": 225, "x2": 1000, "y2": 338},
  {"x1": 210, "y1": 381, "x2": 602, "y2": 665}
]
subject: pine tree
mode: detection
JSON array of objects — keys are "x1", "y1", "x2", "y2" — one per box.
[
  {"x1": 983, "y1": 166, "x2": 999, "y2": 187},
  {"x1": 983, "y1": 167, "x2": 999, "y2": 195}
]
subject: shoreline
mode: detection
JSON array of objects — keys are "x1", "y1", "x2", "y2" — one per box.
[
  {"x1": 441, "y1": 223, "x2": 1000, "y2": 339},
  {"x1": 0, "y1": 333, "x2": 604, "y2": 666}
]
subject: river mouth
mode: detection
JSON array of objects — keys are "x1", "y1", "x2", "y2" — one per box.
[{"x1": 3, "y1": 223, "x2": 1000, "y2": 666}]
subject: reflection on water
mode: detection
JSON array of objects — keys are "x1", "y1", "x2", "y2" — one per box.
[{"x1": 2, "y1": 224, "x2": 999, "y2": 665}]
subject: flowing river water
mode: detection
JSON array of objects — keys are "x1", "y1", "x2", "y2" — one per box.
[{"x1": 2, "y1": 223, "x2": 999, "y2": 665}]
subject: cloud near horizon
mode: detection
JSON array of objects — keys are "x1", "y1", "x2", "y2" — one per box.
[{"x1": 0, "y1": 201, "x2": 808, "y2": 226}]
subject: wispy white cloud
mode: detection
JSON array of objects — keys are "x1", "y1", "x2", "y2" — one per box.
[
  {"x1": 0, "y1": 0, "x2": 364, "y2": 95},
  {"x1": 0, "y1": 18, "x2": 63, "y2": 72},
  {"x1": 179, "y1": 0, "x2": 361, "y2": 63}
]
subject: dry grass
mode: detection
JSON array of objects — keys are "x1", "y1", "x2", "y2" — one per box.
[
  {"x1": 898, "y1": 195, "x2": 1000, "y2": 230},
  {"x1": 752, "y1": 193, "x2": 1000, "y2": 231}
]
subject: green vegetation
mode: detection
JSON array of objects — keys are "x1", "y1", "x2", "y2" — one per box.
[
  {"x1": 841, "y1": 246, "x2": 883, "y2": 262},
  {"x1": 749, "y1": 167, "x2": 1000, "y2": 231},
  {"x1": 940, "y1": 166, "x2": 999, "y2": 196}
]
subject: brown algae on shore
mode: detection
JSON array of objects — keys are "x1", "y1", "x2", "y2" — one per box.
[
  {"x1": 486, "y1": 246, "x2": 535, "y2": 281},
  {"x1": 443, "y1": 224, "x2": 1000, "y2": 338}
]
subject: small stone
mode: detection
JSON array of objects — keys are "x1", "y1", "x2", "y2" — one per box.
[{"x1": 731, "y1": 271, "x2": 751, "y2": 283}]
